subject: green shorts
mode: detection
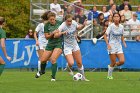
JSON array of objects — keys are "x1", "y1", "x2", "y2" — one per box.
[{"x1": 46, "y1": 43, "x2": 62, "y2": 51}]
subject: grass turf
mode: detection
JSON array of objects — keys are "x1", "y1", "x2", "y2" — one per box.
[{"x1": 0, "y1": 71, "x2": 140, "y2": 93}]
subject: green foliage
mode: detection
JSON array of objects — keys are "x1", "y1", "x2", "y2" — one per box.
[
  {"x1": 0, "y1": 0, "x2": 30, "y2": 38},
  {"x1": 0, "y1": 0, "x2": 139, "y2": 38}
]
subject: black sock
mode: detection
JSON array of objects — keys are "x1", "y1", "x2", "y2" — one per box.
[{"x1": 40, "y1": 63, "x2": 46, "y2": 74}]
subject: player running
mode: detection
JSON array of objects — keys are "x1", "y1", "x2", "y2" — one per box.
[
  {"x1": 34, "y1": 11, "x2": 51, "y2": 78},
  {"x1": 0, "y1": 17, "x2": 11, "y2": 76},
  {"x1": 39, "y1": 12, "x2": 62, "y2": 81},
  {"x1": 104, "y1": 13, "x2": 127, "y2": 79},
  {"x1": 55, "y1": 14, "x2": 89, "y2": 81}
]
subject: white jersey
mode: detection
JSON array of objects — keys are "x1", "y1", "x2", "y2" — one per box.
[
  {"x1": 106, "y1": 23, "x2": 124, "y2": 54},
  {"x1": 35, "y1": 23, "x2": 47, "y2": 44},
  {"x1": 106, "y1": 23, "x2": 124, "y2": 45},
  {"x1": 50, "y1": 3, "x2": 62, "y2": 14},
  {"x1": 58, "y1": 20, "x2": 80, "y2": 55},
  {"x1": 58, "y1": 20, "x2": 78, "y2": 46}
]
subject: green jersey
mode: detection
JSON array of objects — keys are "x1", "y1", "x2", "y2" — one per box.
[
  {"x1": 0, "y1": 28, "x2": 6, "y2": 39},
  {"x1": 44, "y1": 20, "x2": 62, "y2": 46}
]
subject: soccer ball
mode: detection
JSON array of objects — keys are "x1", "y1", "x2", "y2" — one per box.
[{"x1": 73, "y1": 73, "x2": 83, "y2": 81}]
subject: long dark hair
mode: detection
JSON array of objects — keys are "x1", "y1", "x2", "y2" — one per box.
[
  {"x1": 27, "y1": 29, "x2": 34, "y2": 38},
  {"x1": 113, "y1": 13, "x2": 121, "y2": 23}
]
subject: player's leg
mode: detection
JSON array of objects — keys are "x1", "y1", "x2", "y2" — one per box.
[
  {"x1": 0, "y1": 57, "x2": 5, "y2": 76},
  {"x1": 50, "y1": 48, "x2": 62, "y2": 81},
  {"x1": 107, "y1": 54, "x2": 116, "y2": 79},
  {"x1": 65, "y1": 54, "x2": 74, "y2": 76},
  {"x1": 39, "y1": 50, "x2": 52, "y2": 76},
  {"x1": 64, "y1": 47, "x2": 74, "y2": 76},
  {"x1": 116, "y1": 53, "x2": 125, "y2": 66},
  {"x1": 73, "y1": 50, "x2": 89, "y2": 81},
  {"x1": 35, "y1": 49, "x2": 47, "y2": 78}
]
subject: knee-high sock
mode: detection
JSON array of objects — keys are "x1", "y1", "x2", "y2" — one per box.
[
  {"x1": 78, "y1": 65, "x2": 85, "y2": 78},
  {"x1": 40, "y1": 62, "x2": 46, "y2": 74},
  {"x1": 108, "y1": 65, "x2": 114, "y2": 77},
  {"x1": 66, "y1": 63, "x2": 73, "y2": 72},
  {"x1": 0, "y1": 64, "x2": 5, "y2": 76},
  {"x1": 51, "y1": 63, "x2": 57, "y2": 79},
  {"x1": 38, "y1": 61, "x2": 41, "y2": 71}
]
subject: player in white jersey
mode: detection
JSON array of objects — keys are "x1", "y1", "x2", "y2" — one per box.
[
  {"x1": 104, "y1": 13, "x2": 127, "y2": 79},
  {"x1": 55, "y1": 14, "x2": 89, "y2": 81},
  {"x1": 34, "y1": 11, "x2": 50, "y2": 78}
]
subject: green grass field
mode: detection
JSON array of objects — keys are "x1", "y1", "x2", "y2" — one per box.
[{"x1": 0, "y1": 71, "x2": 140, "y2": 93}]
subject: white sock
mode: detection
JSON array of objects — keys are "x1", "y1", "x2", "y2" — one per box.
[
  {"x1": 108, "y1": 65, "x2": 114, "y2": 77},
  {"x1": 78, "y1": 65, "x2": 85, "y2": 78},
  {"x1": 38, "y1": 61, "x2": 41, "y2": 72}
]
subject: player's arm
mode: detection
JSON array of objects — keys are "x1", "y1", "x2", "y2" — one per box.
[
  {"x1": 45, "y1": 32, "x2": 54, "y2": 39},
  {"x1": 104, "y1": 33, "x2": 111, "y2": 50},
  {"x1": 1, "y1": 38, "x2": 11, "y2": 61},
  {"x1": 104, "y1": 26, "x2": 111, "y2": 50},
  {"x1": 54, "y1": 22, "x2": 67, "y2": 38},
  {"x1": 121, "y1": 36, "x2": 127, "y2": 48},
  {"x1": 34, "y1": 31, "x2": 39, "y2": 46},
  {"x1": 54, "y1": 29, "x2": 67, "y2": 38}
]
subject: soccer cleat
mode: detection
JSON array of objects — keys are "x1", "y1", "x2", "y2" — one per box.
[
  {"x1": 35, "y1": 71, "x2": 45, "y2": 78},
  {"x1": 69, "y1": 71, "x2": 74, "y2": 76},
  {"x1": 35, "y1": 73, "x2": 40, "y2": 78},
  {"x1": 81, "y1": 76, "x2": 90, "y2": 81},
  {"x1": 51, "y1": 79, "x2": 56, "y2": 81},
  {"x1": 82, "y1": 78, "x2": 90, "y2": 81},
  {"x1": 51, "y1": 75, "x2": 56, "y2": 81},
  {"x1": 107, "y1": 76, "x2": 113, "y2": 80}
]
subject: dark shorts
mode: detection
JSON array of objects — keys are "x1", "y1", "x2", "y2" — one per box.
[{"x1": 46, "y1": 43, "x2": 62, "y2": 51}]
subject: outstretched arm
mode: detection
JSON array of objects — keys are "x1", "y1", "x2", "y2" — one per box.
[{"x1": 1, "y1": 38, "x2": 11, "y2": 61}]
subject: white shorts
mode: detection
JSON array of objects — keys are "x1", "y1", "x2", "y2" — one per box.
[
  {"x1": 63, "y1": 43, "x2": 80, "y2": 55},
  {"x1": 36, "y1": 42, "x2": 47, "y2": 50},
  {"x1": 108, "y1": 43, "x2": 123, "y2": 54}
]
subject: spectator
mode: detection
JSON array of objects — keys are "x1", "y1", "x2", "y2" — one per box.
[
  {"x1": 107, "y1": 0, "x2": 114, "y2": 11},
  {"x1": 108, "y1": 15, "x2": 113, "y2": 25},
  {"x1": 109, "y1": 4, "x2": 118, "y2": 16},
  {"x1": 73, "y1": 0, "x2": 84, "y2": 15},
  {"x1": 107, "y1": 0, "x2": 119, "y2": 11},
  {"x1": 119, "y1": 0, "x2": 132, "y2": 11},
  {"x1": 127, "y1": 13, "x2": 140, "y2": 40},
  {"x1": 75, "y1": 10, "x2": 87, "y2": 24},
  {"x1": 100, "y1": 6, "x2": 110, "y2": 19},
  {"x1": 127, "y1": 13, "x2": 140, "y2": 30},
  {"x1": 92, "y1": 19, "x2": 103, "y2": 38},
  {"x1": 50, "y1": 0, "x2": 62, "y2": 15},
  {"x1": 25, "y1": 29, "x2": 34, "y2": 39},
  {"x1": 97, "y1": 13, "x2": 105, "y2": 26},
  {"x1": 88, "y1": 6, "x2": 99, "y2": 20},
  {"x1": 120, "y1": 15, "x2": 127, "y2": 24},
  {"x1": 63, "y1": 5, "x2": 74, "y2": 21},
  {"x1": 120, "y1": 5, "x2": 132, "y2": 21},
  {"x1": 61, "y1": 1, "x2": 68, "y2": 15},
  {"x1": 136, "y1": 6, "x2": 140, "y2": 21},
  {"x1": 103, "y1": 19, "x2": 109, "y2": 27}
]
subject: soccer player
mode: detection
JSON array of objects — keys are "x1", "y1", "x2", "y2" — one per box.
[
  {"x1": 55, "y1": 14, "x2": 89, "y2": 81},
  {"x1": 40, "y1": 12, "x2": 62, "y2": 81},
  {"x1": 104, "y1": 13, "x2": 127, "y2": 79},
  {"x1": 0, "y1": 17, "x2": 11, "y2": 76},
  {"x1": 34, "y1": 11, "x2": 51, "y2": 78}
]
